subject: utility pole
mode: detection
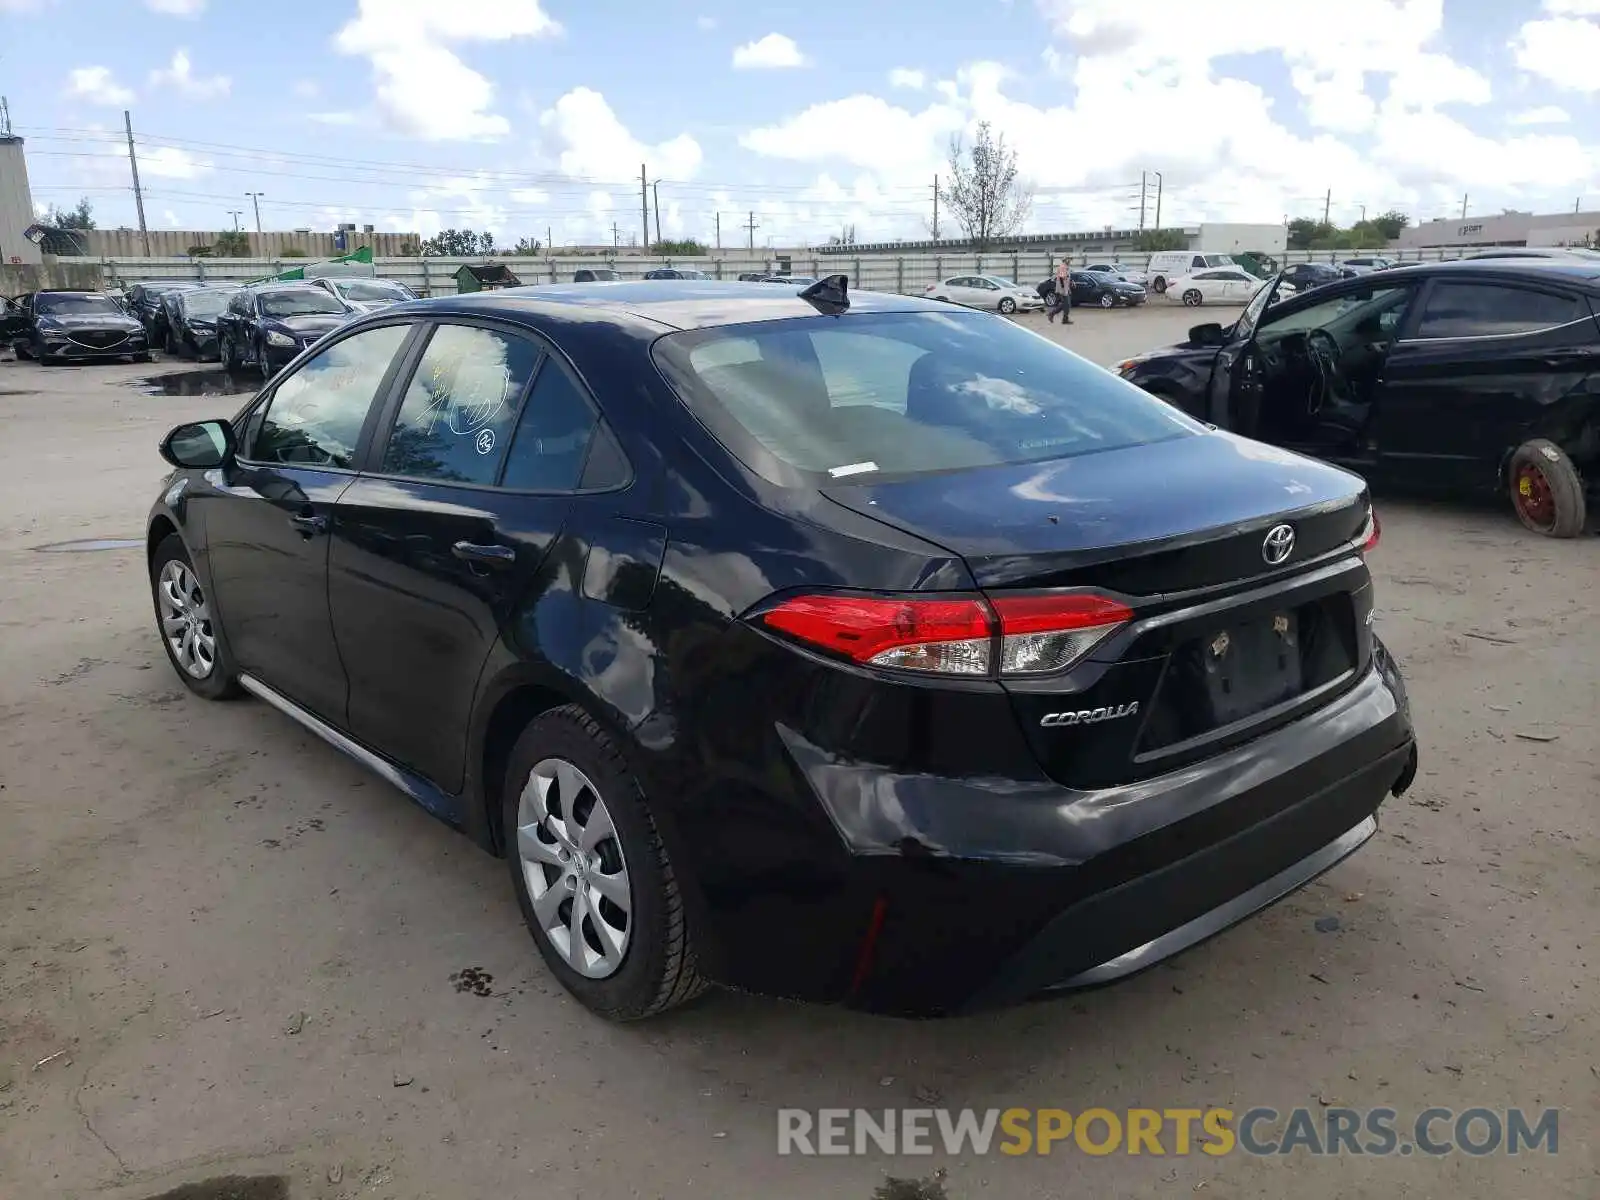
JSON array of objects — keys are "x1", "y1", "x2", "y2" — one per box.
[
  {"x1": 715, "y1": 212, "x2": 721, "y2": 249},
  {"x1": 745, "y1": 211, "x2": 759, "y2": 250},
  {"x1": 245, "y1": 191, "x2": 265, "y2": 234},
  {"x1": 123, "y1": 109, "x2": 150, "y2": 257},
  {"x1": 1138, "y1": 170, "x2": 1148, "y2": 231},
  {"x1": 1358, "y1": 203, "x2": 1367, "y2": 223},
  {"x1": 931, "y1": 176, "x2": 940, "y2": 240},
  {"x1": 639, "y1": 163, "x2": 649, "y2": 254},
  {"x1": 1153, "y1": 171, "x2": 1163, "y2": 229},
  {"x1": 546, "y1": 226, "x2": 553, "y2": 254},
  {"x1": 228, "y1": 209, "x2": 243, "y2": 231},
  {"x1": 1323, "y1": 188, "x2": 1331, "y2": 226},
  {"x1": 652, "y1": 181, "x2": 662, "y2": 247},
  {"x1": 1461, "y1": 194, "x2": 1469, "y2": 219}
]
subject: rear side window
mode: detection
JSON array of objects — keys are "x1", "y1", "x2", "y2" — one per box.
[
  {"x1": 1414, "y1": 283, "x2": 1587, "y2": 339},
  {"x1": 655, "y1": 311, "x2": 1201, "y2": 483},
  {"x1": 380, "y1": 324, "x2": 541, "y2": 485},
  {"x1": 500, "y1": 360, "x2": 600, "y2": 491}
]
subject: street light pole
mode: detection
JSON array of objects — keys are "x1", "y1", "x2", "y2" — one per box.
[
  {"x1": 1153, "y1": 171, "x2": 1163, "y2": 229},
  {"x1": 245, "y1": 192, "x2": 265, "y2": 234},
  {"x1": 228, "y1": 209, "x2": 243, "y2": 232}
]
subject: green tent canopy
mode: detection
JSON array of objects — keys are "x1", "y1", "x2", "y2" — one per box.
[{"x1": 245, "y1": 246, "x2": 374, "y2": 285}]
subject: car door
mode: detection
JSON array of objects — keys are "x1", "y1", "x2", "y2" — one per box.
[
  {"x1": 327, "y1": 320, "x2": 608, "y2": 793},
  {"x1": 1370, "y1": 278, "x2": 1600, "y2": 488},
  {"x1": 0, "y1": 296, "x2": 27, "y2": 344},
  {"x1": 201, "y1": 321, "x2": 418, "y2": 723}
]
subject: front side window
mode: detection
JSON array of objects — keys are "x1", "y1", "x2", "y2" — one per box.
[
  {"x1": 380, "y1": 324, "x2": 542, "y2": 485},
  {"x1": 1260, "y1": 286, "x2": 1412, "y2": 342},
  {"x1": 250, "y1": 323, "x2": 411, "y2": 467},
  {"x1": 1413, "y1": 282, "x2": 1587, "y2": 339},
  {"x1": 655, "y1": 311, "x2": 1201, "y2": 483}
]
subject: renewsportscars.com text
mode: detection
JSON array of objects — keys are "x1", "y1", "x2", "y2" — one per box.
[{"x1": 776, "y1": 1107, "x2": 1559, "y2": 1157}]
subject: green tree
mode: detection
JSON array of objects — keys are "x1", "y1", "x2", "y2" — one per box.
[
  {"x1": 1287, "y1": 218, "x2": 1337, "y2": 250},
  {"x1": 43, "y1": 197, "x2": 96, "y2": 230},
  {"x1": 651, "y1": 238, "x2": 709, "y2": 255},
  {"x1": 185, "y1": 244, "x2": 214, "y2": 258},
  {"x1": 421, "y1": 228, "x2": 495, "y2": 256},
  {"x1": 279, "y1": 248, "x2": 308, "y2": 257},
  {"x1": 943, "y1": 121, "x2": 1032, "y2": 250},
  {"x1": 827, "y1": 223, "x2": 857, "y2": 246},
  {"x1": 509, "y1": 236, "x2": 542, "y2": 255},
  {"x1": 1369, "y1": 209, "x2": 1410, "y2": 240},
  {"x1": 1133, "y1": 228, "x2": 1188, "y2": 252},
  {"x1": 213, "y1": 230, "x2": 250, "y2": 256}
]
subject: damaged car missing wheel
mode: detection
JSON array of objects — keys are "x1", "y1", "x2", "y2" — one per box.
[{"x1": 145, "y1": 279, "x2": 1418, "y2": 1020}]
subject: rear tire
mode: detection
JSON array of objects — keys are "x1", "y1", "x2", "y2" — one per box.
[
  {"x1": 503, "y1": 705, "x2": 707, "y2": 1021},
  {"x1": 1182, "y1": 289, "x2": 1203, "y2": 307},
  {"x1": 1508, "y1": 438, "x2": 1586, "y2": 537},
  {"x1": 149, "y1": 534, "x2": 242, "y2": 699},
  {"x1": 1152, "y1": 276, "x2": 1168, "y2": 294}
]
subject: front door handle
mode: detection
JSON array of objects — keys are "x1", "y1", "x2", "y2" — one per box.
[
  {"x1": 452, "y1": 541, "x2": 516, "y2": 567},
  {"x1": 289, "y1": 513, "x2": 328, "y2": 536}
]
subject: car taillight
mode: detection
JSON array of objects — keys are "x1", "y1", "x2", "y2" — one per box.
[
  {"x1": 754, "y1": 591, "x2": 1132, "y2": 678},
  {"x1": 989, "y1": 593, "x2": 1134, "y2": 675},
  {"x1": 1358, "y1": 509, "x2": 1380, "y2": 553}
]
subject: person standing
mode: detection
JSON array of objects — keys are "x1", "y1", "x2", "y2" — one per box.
[{"x1": 1048, "y1": 257, "x2": 1073, "y2": 324}]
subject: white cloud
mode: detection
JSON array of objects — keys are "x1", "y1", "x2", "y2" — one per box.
[
  {"x1": 697, "y1": 14, "x2": 716, "y2": 29},
  {"x1": 309, "y1": 111, "x2": 364, "y2": 126},
  {"x1": 540, "y1": 87, "x2": 703, "y2": 181},
  {"x1": 149, "y1": 50, "x2": 231, "y2": 99},
  {"x1": 146, "y1": 0, "x2": 205, "y2": 13},
  {"x1": 889, "y1": 67, "x2": 926, "y2": 90},
  {"x1": 408, "y1": 173, "x2": 510, "y2": 235},
  {"x1": 65, "y1": 66, "x2": 136, "y2": 106},
  {"x1": 1512, "y1": 14, "x2": 1600, "y2": 93},
  {"x1": 510, "y1": 187, "x2": 550, "y2": 204},
  {"x1": 164, "y1": 209, "x2": 181, "y2": 227},
  {"x1": 732, "y1": 33, "x2": 807, "y2": 69},
  {"x1": 1509, "y1": 104, "x2": 1572, "y2": 124},
  {"x1": 333, "y1": 0, "x2": 561, "y2": 140},
  {"x1": 741, "y1": 93, "x2": 964, "y2": 176},
  {"x1": 139, "y1": 146, "x2": 213, "y2": 179}
]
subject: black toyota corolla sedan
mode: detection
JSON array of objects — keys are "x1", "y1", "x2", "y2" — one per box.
[
  {"x1": 146, "y1": 279, "x2": 1417, "y2": 1019},
  {"x1": 1118, "y1": 258, "x2": 1600, "y2": 537}
]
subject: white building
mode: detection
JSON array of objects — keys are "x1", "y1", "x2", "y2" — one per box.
[{"x1": 1396, "y1": 209, "x2": 1600, "y2": 251}]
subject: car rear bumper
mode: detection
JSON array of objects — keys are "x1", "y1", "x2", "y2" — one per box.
[{"x1": 735, "y1": 646, "x2": 1414, "y2": 1015}]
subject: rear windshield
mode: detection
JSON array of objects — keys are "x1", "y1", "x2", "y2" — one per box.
[
  {"x1": 338, "y1": 279, "x2": 413, "y2": 301},
  {"x1": 653, "y1": 310, "x2": 1200, "y2": 484}
]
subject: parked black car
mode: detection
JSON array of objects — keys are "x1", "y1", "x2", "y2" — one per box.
[
  {"x1": 217, "y1": 284, "x2": 354, "y2": 381},
  {"x1": 146, "y1": 279, "x2": 1416, "y2": 1019},
  {"x1": 643, "y1": 267, "x2": 708, "y2": 280},
  {"x1": 125, "y1": 281, "x2": 205, "y2": 347},
  {"x1": 573, "y1": 268, "x2": 622, "y2": 283},
  {"x1": 1282, "y1": 263, "x2": 1344, "y2": 293},
  {"x1": 7, "y1": 290, "x2": 150, "y2": 363},
  {"x1": 1067, "y1": 270, "x2": 1147, "y2": 308},
  {"x1": 162, "y1": 286, "x2": 238, "y2": 359},
  {"x1": 1117, "y1": 259, "x2": 1600, "y2": 536}
]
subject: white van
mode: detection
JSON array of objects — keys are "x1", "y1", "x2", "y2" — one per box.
[{"x1": 1145, "y1": 251, "x2": 1238, "y2": 294}]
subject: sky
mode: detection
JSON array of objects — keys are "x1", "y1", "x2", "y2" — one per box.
[{"x1": 3, "y1": 0, "x2": 1600, "y2": 248}]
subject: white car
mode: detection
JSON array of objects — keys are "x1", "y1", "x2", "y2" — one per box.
[
  {"x1": 310, "y1": 276, "x2": 418, "y2": 313},
  {"x1": 1163, "y1": 268, "x2": 1269, "y2": 307},
  {"x1": 924, "y1": 274, "x2": 1043, "y2": 313},
  {"x1": 1085, "y1": 261, "x2": 1148, "y2": 286}
]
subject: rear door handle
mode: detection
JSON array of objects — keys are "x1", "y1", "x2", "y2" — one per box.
[
  {"x1": 452, "y1": 541, "x2": 516, "y2": 567},
  {"x1": 289, "y1": 513, "x2": 328, "y2": 536}
]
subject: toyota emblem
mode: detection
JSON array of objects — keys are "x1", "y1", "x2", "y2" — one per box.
[{"x1": 1262, "y1": 523, "x2": 1295, "y2": 565}]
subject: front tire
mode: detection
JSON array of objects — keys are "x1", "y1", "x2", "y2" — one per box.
[
  {"x1": 220, "y1": 334, "x2": 239, "y2": 371},
  {"x1": 149, "y1": 534, "x2": 241, "y2": 699},
  {"x1": 1099, "y1": 293, "x2": 1115, "y2": 308},
  {"x1": 1182, "y1": 289, "x2": 1204, "y2": 307},
  {"x1": 258, "y1": 342, "x2": 273, "y2": 383},
  {"x1": 998, "y1": 297, "x2": 1017, "y2": 314},
  {"x1": 1508, "y1": 438, "x2": 1586, "y2": 537},
  {"x1": 503, "y1": 705, "x2": 706, "y2": 1021}
]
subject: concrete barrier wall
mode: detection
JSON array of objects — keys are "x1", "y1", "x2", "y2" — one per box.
[{"x1": 77, "y1": 246, "x2": 1478, "y2": 298}]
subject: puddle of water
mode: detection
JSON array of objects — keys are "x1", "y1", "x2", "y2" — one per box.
[
  {"x1": 139, "y1": 1176, "x2": 289, "y2": 1200},
  {"x1": 134, "y1": 368, "x2": 258, "y2": 398},
  {"x1": 34, "y1": 538, "x2": 143, "y2": 553}
]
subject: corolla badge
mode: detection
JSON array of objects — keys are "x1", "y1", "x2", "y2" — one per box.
[
  {"x1": 1262, "y1": 523, "x2": 1295, "y2": 565},
  {"x1": 1041, "y1": 702, "x2": 1139, "y2": 728}
]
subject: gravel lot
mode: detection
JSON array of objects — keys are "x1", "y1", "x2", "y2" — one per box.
[{"x1": 1, "y1": 304, "x2": 1595, "y2": 1199}]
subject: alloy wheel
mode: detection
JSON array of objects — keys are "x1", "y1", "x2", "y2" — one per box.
[
  {"x1": 1099, "y1": 294, "x2": 1115, "y2": 308},
  {"x1": 1183, "y1": 290, "x2": 1203, "y2": 306},
  {"x1": 515, "y1": 757, "x2": 632, "y2": 979},
  {"x1": 157, "y1": 560, "x2": 217, "y2": 679}
]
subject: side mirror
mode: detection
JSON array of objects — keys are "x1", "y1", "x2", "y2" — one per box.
[
  {"x1": 1189, "y1": 322, "x2": 1227, "y2": 347},
  {"x1": 160, "y1": 419, "x2": 236, "y2": 469}
]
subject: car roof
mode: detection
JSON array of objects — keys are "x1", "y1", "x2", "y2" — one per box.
[
  {"x1": 1376, "y1": 257, "x2": 1600, "y2": 283},
  {"x1": 388, "y1": 280, "x2": 947, "y2": 332},
  {"x1": 35, "y1": 289, "x2": 112, "y2": 297}
]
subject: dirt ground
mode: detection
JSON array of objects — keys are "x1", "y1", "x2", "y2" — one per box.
[{"x1": 1, "y1": 305, "x2": 1596, "y2": 1200}]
